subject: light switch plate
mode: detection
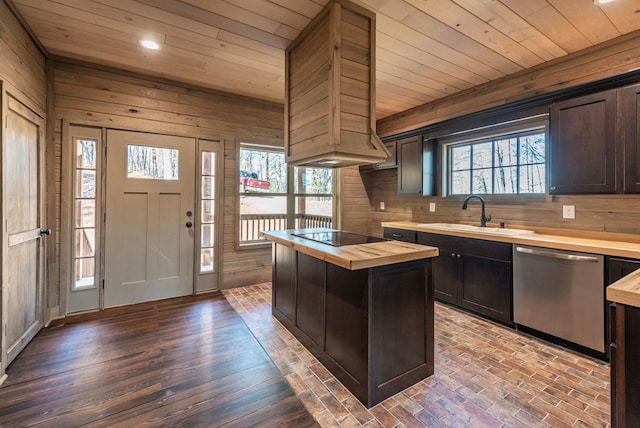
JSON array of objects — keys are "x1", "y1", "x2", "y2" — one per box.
[
  {"x1": 380, "y1": 201, "x2": 385, "y2": 210},
  {"x1": 562, "y1": 205, "x2": 575, "y2": 219},
  {"x1": 429, "y1": 202, "x2": 436, "y2": 212}
]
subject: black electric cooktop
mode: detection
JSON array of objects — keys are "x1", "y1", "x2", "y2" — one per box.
[{"x1": 292, "y1": 231, "x2": 389, "y2": 247}]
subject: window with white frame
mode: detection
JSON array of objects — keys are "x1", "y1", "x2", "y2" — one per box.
[
  {"x1": 73, "y1": 137, "x2": 99, "y2": 289},
  {"x1": 447, "y1": 127, "x2": 546, "y2": 196},
  {"x1": 238, "y1": 144, "x2": 334, "y2": 245}
]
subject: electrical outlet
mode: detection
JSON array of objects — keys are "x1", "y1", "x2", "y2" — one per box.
[
  {"x1": 380, "y1": 201, "x2": 385, "y2": 210},
  {"x1": 429, "y1": 202, "x2": 436, "y2": 212},
  {"x1": 562, "y1": 205, "x2": 575, "y2": 219}
]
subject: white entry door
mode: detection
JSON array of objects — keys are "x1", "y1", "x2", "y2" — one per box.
[
  {"x1": 2, "y1": 93, "x2": 45, "y2": 370},
  {"x1": 104, "y1": 130, "x2": 195, "y2": 307}
]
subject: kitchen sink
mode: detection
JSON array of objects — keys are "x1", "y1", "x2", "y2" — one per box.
[{"x1": 418, "y1": 223, "x2": 535, "y2": 236}]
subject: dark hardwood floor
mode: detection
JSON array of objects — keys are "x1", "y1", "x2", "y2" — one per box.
[{"x1": 0, "y1": 292, "x2": 317, "y2": 427}]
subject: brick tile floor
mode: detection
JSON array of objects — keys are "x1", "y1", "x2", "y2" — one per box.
[{"x1": 223, "y1": 283, "x2": 610, "y2": 427}]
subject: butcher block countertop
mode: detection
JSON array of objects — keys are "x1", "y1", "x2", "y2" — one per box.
[
  {"x1": 384, "y1": 221, "x2": 640, "y2": 308},
  {"x1": 383, "y1": 221, "x2": 640, "y2": 259},
  {"x1": 608, "y1": 269, "x2": 640, "y2": 307},
  {"x1": 262, "y1": 229, "x2": 439, "y2": 270}
]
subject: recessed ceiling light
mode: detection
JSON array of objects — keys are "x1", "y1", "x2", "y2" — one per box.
[
  {"x1": 139, "y1": 40, "x2": 160, "y2": 50},
  {"x1": 593, "y1": 0, "x2": 615, "y2": 4}
]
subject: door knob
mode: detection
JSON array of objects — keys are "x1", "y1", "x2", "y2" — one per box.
[{"x1": 186, "y1": 221, "x2": 193, "y2": 228}]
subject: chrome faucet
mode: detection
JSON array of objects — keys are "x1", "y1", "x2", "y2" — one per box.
[{"x1": 461, "y1": 194, "x2": 492, "y2": 227}]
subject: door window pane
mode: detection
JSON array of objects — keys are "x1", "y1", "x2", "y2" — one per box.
[{"x1": 127, "y1": 145, "x2": 179, "y2": 180}]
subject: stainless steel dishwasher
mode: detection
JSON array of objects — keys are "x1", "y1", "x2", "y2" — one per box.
[{"x1": 513, "y1": 245, "x2": 604, "y2": 352}]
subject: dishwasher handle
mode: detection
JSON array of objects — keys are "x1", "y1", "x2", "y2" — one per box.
[{"x1": 515, "y1": 246, "x2": 599, "y2": 262}]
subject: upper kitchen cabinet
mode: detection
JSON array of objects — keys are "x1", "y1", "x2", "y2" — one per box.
[
  {"x1": 623, "y1": 83, "x2": 640, "y2": 193},
  {"x1": 397, "y1": 136, "x2": 436, "y2": 196},
  {"x1": 550, "y1": 89, "x2": 617, "y2": 194}
]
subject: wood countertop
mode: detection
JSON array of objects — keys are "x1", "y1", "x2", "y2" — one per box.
[
  {"x1": 382, "y1": 221, "x2": 640, "y2": 259},
  {"x1": 262, "y1": 229, "x2": 439, "y2": 270},
  {"x1": 608, "y1": 268, "x2": 640, "y2": 307},
  {"x1": 384, "y1": 221, "x2": 640, "y2": 308}
]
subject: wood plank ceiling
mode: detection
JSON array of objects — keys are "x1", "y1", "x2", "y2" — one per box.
[{"x1": 9, "y1": 0, "x2": 640, "y2": 119}]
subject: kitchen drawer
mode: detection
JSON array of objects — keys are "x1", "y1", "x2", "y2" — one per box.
[
  {"x1": 383, "y1": 227, "x2": 417, "y2": 243},
  {"x1": 417, "y1": 232, "x2": 512, "y2": 261}
]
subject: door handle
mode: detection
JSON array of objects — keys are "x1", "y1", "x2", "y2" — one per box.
[
  {"x1": 186, "y1": 222, "x2": 193, "y2": 228},
  {"x1": 39, "y1": 228, "x2": 51, "y2": 236}
]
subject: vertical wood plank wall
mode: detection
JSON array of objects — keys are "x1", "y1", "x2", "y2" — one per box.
[{"x1": 51, "y1": 59, "x2": 285, "y2": 312}]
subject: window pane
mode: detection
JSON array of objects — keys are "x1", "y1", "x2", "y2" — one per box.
[
  {"x1": 295, "y1": 196, "x2": 333, "y2": 228},
  {"x1": 294, "y1": 168, "x2": 333, "y2": 194},
  {"x1": 451, "y1": 170, "x2": 470, "y2": 195},
  {"x1": 472, "y1": 169, "x2": 492, "y2": 193},
  {"x1": 75, "y1": 200, "x2": 95, "y2": 228},
  {"x1": 239, "y1": 195, "x2": 287, "y2": 242},
  {"x1": 239, "y1": 148, "x2": 286, "y2": 193},
  {"x1": 519, "y1": 163, "x2": 546, "y2": 193},
  {"x1": 127, "y1": 145, "x2": 179, "y2": 180},
  {"x1": 201, "y1": 224, "x2": 214, "y2": 248},
  {"x1": 451, "y1": 146, "x2": 470, "y2": 171},
  {"x1": 472, "y1": 142, "x2": 493, "y2": 169},
  {"x1": 202, "y1": 176, "x2": 214, "y2": 199},
  {"x1": 494, "y1": 138, "x2": 518, "y2": 167},
  {"x1": 75, "y1": 258, "x2": 95, "y2": 288},
  {"x1": 76, "y1": 170, "x2": 96, "y2": 198},
  {"x1": 494, "y1": 166, "x2": 517, "y2": 194},
  {"x1": 76, "y1": 139, "x2": 96, "y2": 168},
  {"x1": 75, "y1": 228, "x2": 95, "y2": 257},
  {"x1": 202, "y1": 152, "x2": 214, "y2": 176},
  {"x1": 201, "y1": 248, "x2": 214, "y2": 273},
  {"x1": 201, "y1": 200, "x2": 214, "y2": 223},
  {"x1": 521, "y1": 133, "x2": 546, "y2": 164}
]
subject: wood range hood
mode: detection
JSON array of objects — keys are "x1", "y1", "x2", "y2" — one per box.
[{"x1": 284, "y1": 0, "x2": 389, "y2": 168}]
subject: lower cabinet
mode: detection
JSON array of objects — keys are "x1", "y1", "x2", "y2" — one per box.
[
  {"x1": 271, "y1": 243, "x2": 434, "y2": 407},
  {"x1": 607, "y1": 257, "x2": 640, "y2": 428},
  {"x1": 417, "y1": 232, "x2": 513, "y2": 324},
  {"x1": 610, "y1": 302, "x2": 640, "y2": 428}
]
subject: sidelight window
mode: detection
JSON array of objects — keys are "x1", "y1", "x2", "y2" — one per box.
[{"x1": 73, "y1": 137, "x2": 99, "y2": 289}]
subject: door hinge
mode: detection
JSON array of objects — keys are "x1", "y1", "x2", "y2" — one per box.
[{"x1": 102, "y1": 280, "x2": 105, "y2": 289}]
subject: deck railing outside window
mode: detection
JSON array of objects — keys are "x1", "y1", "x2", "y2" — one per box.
[{"x1": 239, "y1": 213, "x2": 332, "y2": 242}]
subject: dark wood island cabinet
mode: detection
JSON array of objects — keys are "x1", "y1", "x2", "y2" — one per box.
[
  {"x1": 263, "y1": 229, "x2": 438, "y2": 408},
  {"x1": 607, "y1": 266, "x2": 640, "y2": 428}
]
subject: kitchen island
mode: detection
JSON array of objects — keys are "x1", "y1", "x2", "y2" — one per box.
[{"x1": 262, "y1": 229, "x2": 439, "y2": 408}]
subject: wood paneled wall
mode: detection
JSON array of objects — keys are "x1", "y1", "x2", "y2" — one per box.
[
  {"x1": 347, "y1": 32, "x2": 640, "y2": 239},
  {"x1": 361, "y1": 168, "x2": 640, "y2": 238},
  {"x1": 51, "y1": 59, "x2": 284, "y2": 314},
  {"x1": 0, "y1": 0, "x2": 46, "y2": 111}
]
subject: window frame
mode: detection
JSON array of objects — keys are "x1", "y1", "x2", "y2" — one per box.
[
  {"x1": 237, "y1": 143, "x2": 336, "y2": 249},
  {"x1": 441, "y1": 116, "x2": 549, "y2": 197}
]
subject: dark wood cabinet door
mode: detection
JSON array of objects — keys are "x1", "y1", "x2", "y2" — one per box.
[
  {"x1": 624, "y1": 83, "x2": 640, "y2": 193},
  {"x1": 550, "y1": 89, "x2": 617, "y2": 194},
  {"x1": 397, "y1": 135, "x2": 423, "y2": 195},
  {"x1": 459, "y1": 254, "x2": 512, "y2": 323},
  {"x1": 611, "y1": 304, "x2": 640, "y2": 428},
  {"x1": 431, "y1": 248, "x2": 459, "y2": 305},
  {"x1": 296, "y1": 253, "x2": 325, "y2": 347},
  {"x1": 273, "y1": 244, "x2": 296, "y2": 322}
]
